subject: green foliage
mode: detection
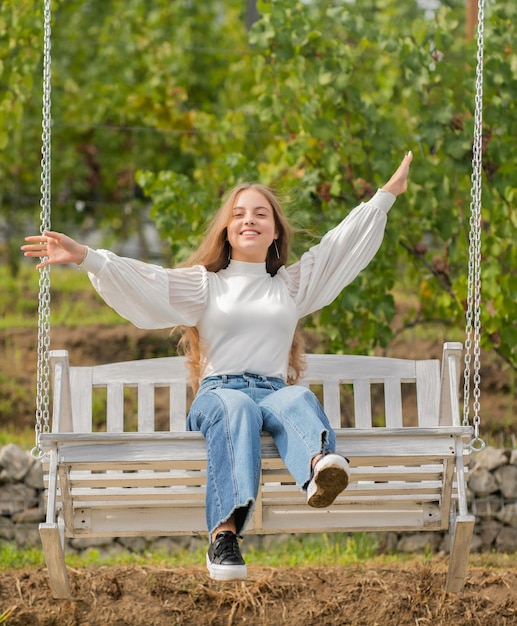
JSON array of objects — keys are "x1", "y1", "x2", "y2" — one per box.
[
  {"x1": 0, "y1": 1, "x2": 40, "y2": 150},
  {"x1": 0, "y1": 0, "x2": 251, "y2": 268},
  {"x1": 0, "y1": 0, "x2": 44, "y2": 273},
  {"x1": 139, "y1": 0, "x2": 517, "y2": 368},
  {"x1": 1, "y1": 0, "x2": 515, "y2": 370}
]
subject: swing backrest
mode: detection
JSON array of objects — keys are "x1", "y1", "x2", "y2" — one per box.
[{"x1": 49, "y1": 343, "x2": 463, "y2": 435}]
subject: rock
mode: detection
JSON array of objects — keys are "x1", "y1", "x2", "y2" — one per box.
[
  {"x1": 0, "y1": 483, "x2": 38, "y2": 515},
  {"x1": 24, "y1": 458, "x2": 44, "y2": 490},
  {"x1": 375, "y1": 532, "x2": 399, "y2": 554},
  {"x1": 468, "y1": 533, "x2": 484, "y2": 553},
  {"x1": 495, "y1": 465, "x2": 517, "y2": 499},
  {"x1": 471, "y1": 494, "x2": 502, "y2": 518},
  {"x1": 495, "y1": 526, "x2": 517, "y2": 553},
  {"x1": 148, "y1": 535, "x2": 205, "y2": 554},
  {"x1": 12, "y1": 507, "x2": 45, "y2": 524},
  {"x1": 0, "y1": 443, "x2": 31, "y2": 482},
  {"x1": 476, "y1": 519, "x2": 503, "y2": 548},
  {"x1": 0, "y1": 516, "x2": 15, "y2": 541},
  {"x1": 14, "y1": 524, "x2": 41, "y2": 548},
  {"x1": 473, "y1": 446, "x2": 509, "y2": 472},
  {"x1": 116, "y1": 536, "x2": 148, "y2": 552},
  {"x1": 69, "y1": 536, "x2": 115, "y2": 550},
  {"x1": 396, "y1": 533, "x2": 440, "y2": 553},
  {"x1": 468, "y1": 467, "x2": 499, "y2": 497},
  {"x1": 497, "y1": 503, "x2": 517, "y2": 528}
]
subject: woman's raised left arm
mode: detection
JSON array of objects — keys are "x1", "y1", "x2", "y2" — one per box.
[{"x1": 283, "y1": 152, "x2": 413, "y2": 318}]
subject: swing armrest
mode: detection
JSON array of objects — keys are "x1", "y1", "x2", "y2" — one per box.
[
  {"x1": 439, "y1": 342, "x2": 463, "y2": 427},
  {"x1": 50, "y1": 350, "x2": 74, "y2": 433}
]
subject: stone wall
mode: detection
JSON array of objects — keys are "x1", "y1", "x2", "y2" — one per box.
[
  {"x1": 0, "y1": 443, "x2": 44, "y2": 550},
  {"x1": 467, "y1": 446, "x2": 517, "y2": 553},
  {"x1": 1, "y1": 443, "x2": 516, "y2": 555}
]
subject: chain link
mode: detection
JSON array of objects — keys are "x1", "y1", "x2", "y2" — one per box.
[
  {"x1": 32, "y1": 0, "x2": 53, "y2": 460},
  {"x1": 463, "y1": 0, "x2": 485, "y2": 453}
]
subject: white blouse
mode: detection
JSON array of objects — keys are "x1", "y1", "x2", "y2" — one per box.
[{"x1": 81, "y1": 189, "x2": 395, "y2": 380}]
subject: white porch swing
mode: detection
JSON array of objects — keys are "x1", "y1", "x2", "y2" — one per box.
[{"x1": 32, "y1": 0, "x2": 486, "y2": 599}]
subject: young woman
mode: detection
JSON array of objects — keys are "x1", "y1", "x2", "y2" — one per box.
[{"x1": 23, "y1": 151, "x2": 413, "y2": 581}]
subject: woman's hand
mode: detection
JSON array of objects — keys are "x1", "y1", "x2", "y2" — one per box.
[
  {"x1": 21, "y1": 231, "x2": 88, "y2": 269},
  {"x1": 382, "y1": 151, "x2": 413, "y2": 197}
]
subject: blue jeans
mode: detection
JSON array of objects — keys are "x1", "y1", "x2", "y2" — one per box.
[{"x1": 186, "y1": 373, "x2": 336, "y2": 537}]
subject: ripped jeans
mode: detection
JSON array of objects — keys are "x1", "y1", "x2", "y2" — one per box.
[{"x1": 186, "y1": 373, "x2": 336, "y2": 538}]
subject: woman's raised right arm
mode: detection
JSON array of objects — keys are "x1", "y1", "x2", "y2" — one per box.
[{"x1": 22, "y1": 231, "x2": 208, "y2": 329}]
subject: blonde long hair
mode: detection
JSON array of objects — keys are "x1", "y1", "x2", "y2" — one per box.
[{"x1": 176, "y1": 183, "x2": 306, "y2": 391}]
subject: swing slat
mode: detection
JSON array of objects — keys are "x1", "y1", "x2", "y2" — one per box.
[
  {"x1": 353, "y1": 379, "x2": 372, "y2": 428},
  {"x1": 70, "y1": 368, "x2": 93, "y2": 432},
  {"x1": 106, "y1": 382, "x2": 124, "y2": 432},
  {"x1": 170, "y1": 382, "x2": 187, "y2": 430},
  {"x1": 322, "y1": 380, "x2": 341, "y2": 428},
  {"x1": 138, "y1": 383, "x2": 155, "y2": 432},
  {"x1": 40, "y1": 341, "x2": 474, "y2": 598},
  {"x1": 384, "y1": 378, "x2": 403, "y2": 427}
]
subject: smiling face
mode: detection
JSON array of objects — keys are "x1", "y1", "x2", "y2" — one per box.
[{"x1": 227, "y1": 188, "x2": 278, "y2": 263}]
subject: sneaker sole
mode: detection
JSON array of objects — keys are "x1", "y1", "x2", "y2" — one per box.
[
  {"x1": 206, "y1": 554, "x2": 247, "y2": 581},
  {"x1": 307, "y1": 465, "x2": 349, "y2": 508}
]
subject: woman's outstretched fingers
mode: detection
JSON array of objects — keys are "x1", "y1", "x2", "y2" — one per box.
[{"x1": 22, "y1": 236, "x2": 49, "y2": 257}]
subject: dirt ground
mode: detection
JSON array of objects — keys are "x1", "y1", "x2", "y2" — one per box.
[{"x1": 1, "y1": 561, "x2": 517, "y2": 625}]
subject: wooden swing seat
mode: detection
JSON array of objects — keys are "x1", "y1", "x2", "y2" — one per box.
[{"x1": 39, "y1": 341, "x2": 474, "y2": 598}]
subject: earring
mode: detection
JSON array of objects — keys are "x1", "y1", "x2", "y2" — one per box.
[
  {"x1": 228, "y1": 245, "x2": 231, "y2": 261},
  {"x1": 274, "y1": 240, "x2": 280, "y2": 259}
]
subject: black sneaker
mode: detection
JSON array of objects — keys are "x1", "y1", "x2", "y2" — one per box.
[{"x1": 206, "y1": 531, "x2": 247, "y2": 581}]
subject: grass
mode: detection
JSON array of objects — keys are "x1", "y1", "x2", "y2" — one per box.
[
  {"x1": 1, "y1": 537, "x2": 515, "y2": 573},
  {"x1": 0, "y1": 426, "x2": 36, "y2": 450},
  {"x1": 0, "y1": 264, "x2": 125, "y2": 328},
  {"x1": 0, "y1": 607, "x2": 16, "y2": 624},
  {"x1": 0, "y1": 533, "x2": 397, "y2": 571},
  {"x1": 245, "y1": 533, "x2": 381, "y2": 567},
  {"x1": 0, "y1": 544, "x2": 46, "y2": 569},
  {"x1": 0, "y1": 533, "x2": 428, "y2": 571}
]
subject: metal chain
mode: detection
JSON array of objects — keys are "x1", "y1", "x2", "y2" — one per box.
[
  {"x1": 463, "y1": 0, "x2": 485, "y2": 453},
  {"x1": 32, "y1": 0, "x2": 53, "y2": 459}
]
